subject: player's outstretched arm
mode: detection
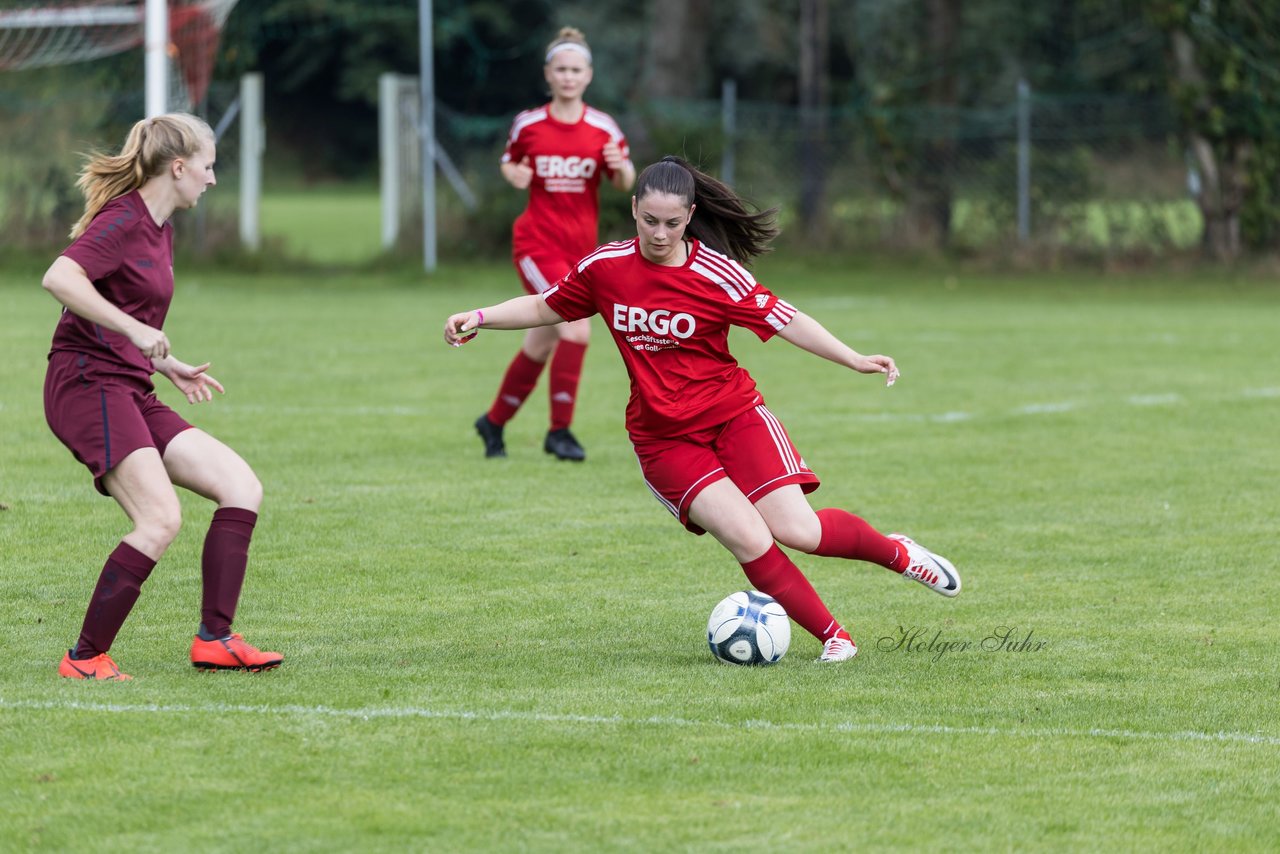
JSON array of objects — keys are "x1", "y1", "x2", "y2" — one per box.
[
  {"x1": 776, "y1": 311, "x2": 900, "y2": 386},
  {"x1": 444, "y1": 294, "x2": 566, "y2": 346}
]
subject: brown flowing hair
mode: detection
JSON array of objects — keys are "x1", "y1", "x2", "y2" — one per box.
[
  {"x1": 633, "y1": 155, "x2": 779, "y2": 265},
  {"x1": 69, "y1": 112, "x2": 213, "y2": 239}
]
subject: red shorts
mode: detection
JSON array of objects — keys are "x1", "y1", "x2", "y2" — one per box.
[
  {"x1": 44, "y1": 351, "x2": 193, "y2": 496},
  {"x1": 514, "y1": 251, "x2": 574, "y2": 296},
  {"x1": 632, "y1": 404, "x2": 819, "y2": 534}
]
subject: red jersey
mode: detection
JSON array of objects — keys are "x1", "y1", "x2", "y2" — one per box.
[
  {"x1": 502, "y1": 104, "x2": 629, "y2": 264},
  {"x1": 50, "y1": 190, "x2": 173, "y2": 378},
  {"x1": 542, "y1": 238, "x2": 797, "y2": 439}
]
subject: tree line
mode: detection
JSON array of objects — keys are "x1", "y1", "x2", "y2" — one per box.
[
  {"x1": 5, "y1": 0, "x2": 1275, "y2": 259},
  {"x1": 212, "y1": 0, "x2": 1276, "y2": 260}
]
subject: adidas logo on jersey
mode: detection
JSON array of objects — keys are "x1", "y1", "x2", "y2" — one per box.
[{"x1": 755, "y1": 293, "x2": 769, "y2": 308}]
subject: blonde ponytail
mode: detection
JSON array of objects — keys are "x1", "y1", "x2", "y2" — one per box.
[{"x1": 69, "y1": 112, "x2": 213, "y2": 239}]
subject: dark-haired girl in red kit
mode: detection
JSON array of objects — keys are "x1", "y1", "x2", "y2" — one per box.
[{"x1": 447, "y1": 156, "x2": 961, "y2": 662}]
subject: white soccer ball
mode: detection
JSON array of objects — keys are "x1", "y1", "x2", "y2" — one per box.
[{"x1": 707, "y1": 590, "x2": 791, "y2": 665}]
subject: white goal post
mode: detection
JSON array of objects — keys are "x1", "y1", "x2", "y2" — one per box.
[
  {"x1": 378, "y1": 71, "x2": 477, "y2": 251},
  {"x1": 0, "y1": 0, "x2": 238, "y2": 112},
  {"x1": 1, "y1": 1, "x2": 263, "y2": 251}
]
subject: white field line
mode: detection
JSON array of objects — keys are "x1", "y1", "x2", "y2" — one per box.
[
  {"x1": 2, "y1": 697, "x2": 1277, "y2": 747},
  {"x1": 227, "y1": 387, "x2": 1274, "y2": 419},
  {"x1": 9, "y1": 387, "x2": 1269, "y2": 422},
  {"x1": 1127, "y1": 393, "x2": 1183, "y2": 406},
  {"x1": 1012, "y1": 401, "x2": 1079, "y2": 415}
]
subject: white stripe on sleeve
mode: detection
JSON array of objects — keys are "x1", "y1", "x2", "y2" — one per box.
[
  {"x1": 577, "y1": 241, "x2": 635, "y2": 273},
  {"x1": 766, "y1": 299, "x2": 797, "y2": 331}
]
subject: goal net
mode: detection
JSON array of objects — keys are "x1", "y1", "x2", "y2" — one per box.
[{"x1": 0, "y1": 0, "x2": 238, "y2": 107}]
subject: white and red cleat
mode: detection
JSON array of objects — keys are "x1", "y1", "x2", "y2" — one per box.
[
  {"x1": 817, "y1": 635, "x2": 859, "y2": 662},
  {"x1": 889, "y1": 534, "x2": 961, "y2": 597}
]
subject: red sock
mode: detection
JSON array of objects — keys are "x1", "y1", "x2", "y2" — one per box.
[
  {"x1": 200, "y1": 507, "x2": 258, "y2": 638},
  {"x1": 548, "y1": 340, "x2": 587, "y2": 431},
  {"x1": 487, "y1": 350, "x2": 546, "y2": 426},
  {"x1": 741, "y1": 544, "x2": 845, "y2": 642},
  {"x1": 73, "y1": 542, "x2": 156, "y2": 658},
  {"x1": 812, "y1": 508, "x2": 909, "y2": 571}
]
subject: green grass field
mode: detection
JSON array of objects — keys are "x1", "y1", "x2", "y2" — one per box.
[
  {"x1": 1, "y1": 258, "x2": 1277, "y2": 851},
  {"x1": 195, "y1": 186, "x2": 386, "y2": 265}
]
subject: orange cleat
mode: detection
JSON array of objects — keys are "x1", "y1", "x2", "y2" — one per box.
[
  {"x1": 190, "y1": 633, "x2": 283, "y2": 672},
  {"x1": 58, "y1": 650, "x2": 132, "y2": 680}
]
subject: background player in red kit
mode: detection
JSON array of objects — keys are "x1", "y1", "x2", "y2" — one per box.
[
  {"x1": 41, "y1": 113, "x2": 281, "y2": 679},
  {"x1": 473, "y1": 26, "x2": 636, "y2": 462},
  {"x1": 446, "y1": 156, "x2": 961, "y2": 662}
]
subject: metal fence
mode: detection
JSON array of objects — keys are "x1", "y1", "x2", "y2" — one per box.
[
  {"x1": 431, "y1": 88, "x2": 1196, "y2": 257},
  {"x1": 0, "y1": 69, "x2": 245, "y2": 253},
  {"x1": 1, "y1": 68, "x2": 1199, "y2": 261}
]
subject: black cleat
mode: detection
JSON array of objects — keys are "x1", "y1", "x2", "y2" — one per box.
[
  {"x1": 544, "y1": 428, "x2": 586, "y2": 462},
  {"x1": 475, "y1": 414, "x2": 507, "y2": 458}
]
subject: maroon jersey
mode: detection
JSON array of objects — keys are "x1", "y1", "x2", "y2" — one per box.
[
  {"x1": 502, "y1": 104, "x2": 629, "y2": 265},
  {"x1": 542, "y1": 238, "x2": 797, "y2": 439},
  {"x1": 50, "y1": 190, "x2": 173, "y2": 378}
]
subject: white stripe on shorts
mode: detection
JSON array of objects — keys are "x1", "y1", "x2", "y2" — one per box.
[
  {"x1": 754, "y1": 405, "x2": 802, "y2": 476},
  {"x1": 644, "y1": 478, "x2": 679, "y2": 518},
  {"x1": 640, "y1": 457, "x2": 724, "y2": 522},
  {"x1": 746, "y1": 473, "x2": 805, "y2": 501},
  {"x1": 519, "y1": 255, "x2": 553, "y2": 293},
  {"x1": 679, "y1": 468, "x2": 725, "y2": 514}
]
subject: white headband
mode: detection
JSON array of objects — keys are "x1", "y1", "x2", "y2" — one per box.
[{"x1": 545, "y1": 42, "x2": 592, "y2": 64}]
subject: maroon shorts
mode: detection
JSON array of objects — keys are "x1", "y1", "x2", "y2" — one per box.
[
  {"x1": 632, "y1": 404, "x2": 819, "y2": 534},
  {"x1": 44, "y1": 351, "x2": 193, "y2": 495},
  {"x1": 514, "y1": 251, "x2": 574, "y2": 296}
]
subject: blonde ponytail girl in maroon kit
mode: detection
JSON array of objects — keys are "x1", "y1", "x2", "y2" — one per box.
[{"x1": 43, "y1": 112, "x2": 282, "y2": 679}]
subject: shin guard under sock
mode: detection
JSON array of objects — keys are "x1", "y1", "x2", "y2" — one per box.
[
  {"x1": 488, "y1": 350, "x2": 546, "y2": 426},
  {"x1": 812, "y1": 508, "x2": 909, "y2": 571},
  {"x1": 200, "y1": 507, "x2": 258, "y2": 638},
  {"x1": 740, "y1": 544, "x2": 844, "y2": 642},
  {"x1": 73, "y1": 542, "x2": 156, "y2": 658},
  {"x1": 548, "y1": 340, "x2": 587, "y2": 431}
]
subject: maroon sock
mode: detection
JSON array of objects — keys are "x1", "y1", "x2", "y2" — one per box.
[
  {"x1": 548, "y1": 340, "x2": 587, "y2": 431},
  {"x1": 200, "y1": 507, "x2": 258, "y2": 638},
  {"x1": 73, "y1": 542, "x2": 156, "y2": 658},
  {"x1": 812, "y1": 508, "x2": 909, "y2": 571},
  {"x1": 741, "y1": 544, "x2": 843, "y2": 642},
  {"x1": 487, "y1": 351, "x2": 546, "y2": 426}
]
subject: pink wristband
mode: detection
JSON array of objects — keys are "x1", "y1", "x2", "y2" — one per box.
[{"x1": 474, "y1": 309, "x2": 484, "y2": 328}]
